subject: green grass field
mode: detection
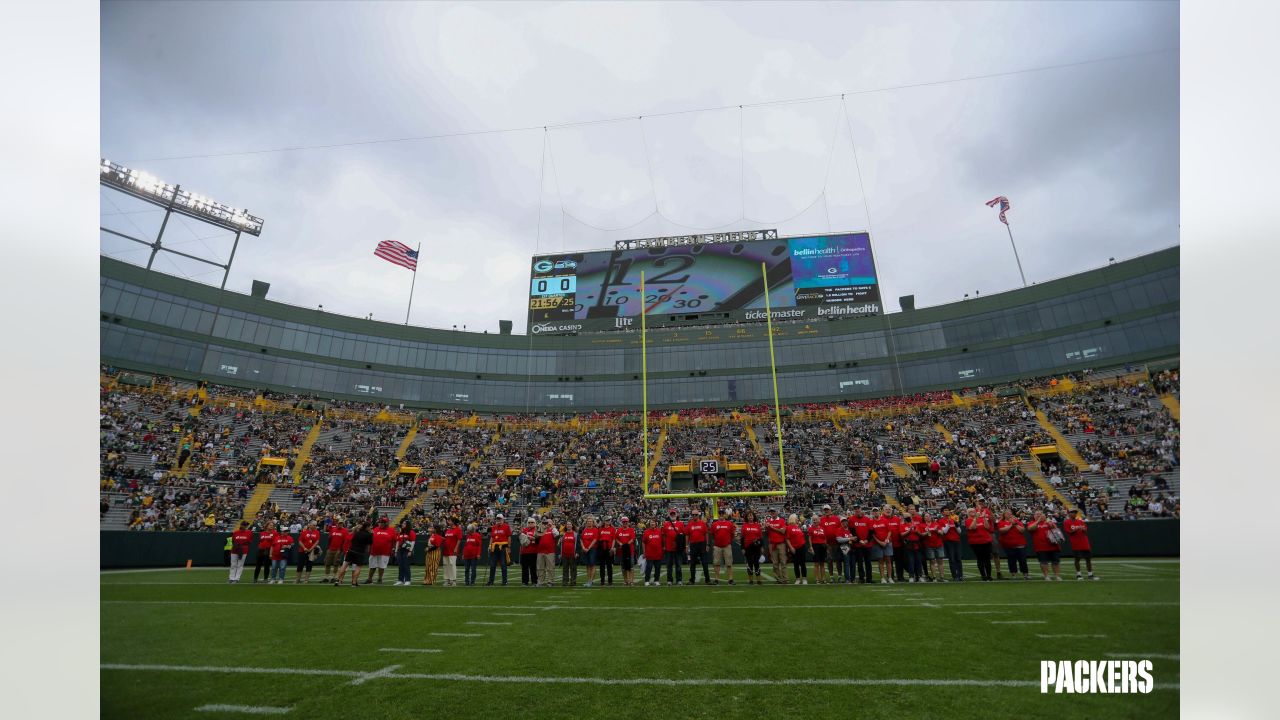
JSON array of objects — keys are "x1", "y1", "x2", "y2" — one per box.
[{"x1": 101, "y1": 559, "x2": 1178, "y2": 719}]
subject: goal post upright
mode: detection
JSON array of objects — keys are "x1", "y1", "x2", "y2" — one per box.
[
  {"x1": 762, "y1": 261, "x2": 787, "y2": 492},
  {"x1": 641, "y1": 270, "x2": 649, "y2": 496}
]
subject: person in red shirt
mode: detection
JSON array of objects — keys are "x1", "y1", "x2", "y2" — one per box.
[
  {"x1": 228, "y1": 521, "x2": 253, "y2": 584},
  {"x1": 580, "y1": 516, "x2": 599, "y2": 588},
  {"x1": 615, "y1": 517, "x2": 637, "y2": 587},
  {"x1": 442, "y1": 518, "x2": 464, "y2": 588},
  {"x1": 940, "y1": 510, "x2": 963, "y2": 580},
  {"x1": 322, "y1": 517, "x2": 349, "y2": 583},
  {"x1": 462, "y1": 523, "x2": 483, "y2": 586},
  {"x1": 536, "y1": 517, "x2": 559, "y2": 587},
  {"x1": 394, "y1": 520, "x2": 417, "y2": 586},
  {"x1": 740, "y1": 510, "x2": 763, "y2": 585},
  {"x1": 786, "y1": 514, "x2": 808, "y2": 585},
  {"x1": 709, "y1": 511, "x2": 737, "y2": 585},
  {"x1": 870, "y1": 506, "x2": 894, "y2": 584},
  {"x1": 818, "y1": 505, "x2": 842, "y2": 581},
  {"x1": 559, "y1": 521, "x2": 578, "y2": 587},
  {"x1": 485, "y1": 514, "x2": 512, "y2": 586},
  {"x1": 765, "y1": 509, "x2": 789, "y2": 584},
  {"x1": 901, "y1": 511, "x2": 924, "y2": 583},
  {"x1": 422, "y1": 524, "x2": 445, "y2": 587},
  {"x1": 597, "y1": 517, "x2": 617, "y2": 587},
  {"x1": 268, "y1": 530, "x2": 294, "y2": 584},
  {"x1": 661, "y1": 510, "x2": 685, "y2": 586},
  {"x1": 977, "y1": 499, "x2": 1004, "y2": 580},
  {"x1": 850, "y1": 507, "x2": 873, "y2": 584},
  {"x1": 253, "y1": 521, "x2": 278, "y2": 584},
  {"x1": 996, "y1": 510, "x2": 1029, "y2": 580},
  {"x1": 518, "y1": 516, "x2": 540, "y2": 587},
  {"x1": 1064, "y1": 509, "x2": 1098, "y2": 580},
  {"x1": 295, "y1": 520, "x2": 321, "y2": 584},
  {"x1": 366, "y1": 517, "x2": 397, "y2": 585},
  {"x1": 642, "y1": 521, "x2": 665, "y2": 586},
  {"x1": 921, "y1": 512, "x2": 947, "y2": 582},
  {"x1": 888, "y1": 507, "x2": 907, "y2": 582},
  {"x1": 1027, "y1": 510, "x2": 1064, "y2": 581},
  {"x1": 685, "y1": 509, "x2": 711, "y2": 585},
  {"x1": 965, "y1": 507, "x2": 994, "y2": 581}
]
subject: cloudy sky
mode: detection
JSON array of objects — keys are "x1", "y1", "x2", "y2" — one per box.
[{"x1": 100, "y1": 1, "x2": 1178, "y2": 333}]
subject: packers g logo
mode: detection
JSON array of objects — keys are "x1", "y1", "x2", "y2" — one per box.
[{"x1": 533, "y1": 260, "x2": 554, "y2": 273}]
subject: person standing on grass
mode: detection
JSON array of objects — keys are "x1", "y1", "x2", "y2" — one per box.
[
  {"x1": 422, "y1": 523, "x2": 445, "y2": 587},
  {"x1": 462, "y1": 523, "x2": 482, "y2": 586},
  {"x1": 808, "y1": 513, "x2": 827, "y2": 585},
  {"x1": 941, "y1": 508, "x2": 964, "y2": 581},
  {"x1": 394, "y1": 520, "x2": 416, "y2": 586},
  {"x1": 901, "y1": 511, "x2": 924, "y2": 583},
  {"x1": 228, "y1": 521, "x2": 252, "y2": 584},
  {"x1": 871, "y1": 506, "x2": 894, "y2": 584},
  {"x1": 252, "y1": 521, "x2": 277, "y2": 583},
  {"x1": 1028, "y1": 510, "x2": 1064, "y2": 581},
  {"x1": 597, "y1": 516, "x2": 616, "y2": 587},
  {"x1": 1064, "y1": 509, "x2": 1099, "y2": 580},
  {"x1": 536, "y1": 516, "x2": 558, "y2": 587},
  {"x1": 850, "y1": 508, "x2": 873, "y2": 584},
  {"x1": 921, "y1": 512, "x2": 947, "y2": 582},
  {"x1": 642, "y1": 520, "x2": 665, "y2": 586},
  {"x1": 442, "y1": 517, "x2": 463, "y2": 588},
  {"x1": 559, "y1": 520, "x2": 578, "y2": 587},
  {"x1": 977, "y1": 498, "x2": 1003, "y2": 580},
  {"x1": 965, "y1": 507, "x2": 995, "y2": 582},
  {"x1": 485, "y1": 513, "x2": 512, "y2": 586},
  {"x1": 740, "y1": 509, "x2": 764, "y2": 585},
  {"x1": 580, "y1": 515, "x2": 599, "y2": 588},
  {"x1": 786, "y1": 514, "x2": 808, "y2": 585},
  {"x1": 295, "y1": 520, "x2": 321, "y2": 583},
  {"x1": 322, "y1": 517, "x2": 348, "y2": 583},
  {"x1": 662, "y1": 510, "x2": 685, "y2": 586},
  {"x1": 888, "y1": 506, "x2": 907, "y2": 583},
  {"x1": 997, "y1": 509, "x2": 1030, "y2": 580},
  {"x1": 819, "y1": 505, "x2": 842, "y2": 581},
  {"x1": 616, "y1": 517, "x2": 637, "y2": 587},
  {"x1": 518, "y1": 517, "x2": 539, "y2": 587},
  {"x1": 710, "y1": 511, "x2": 736, "y2": 585},
  {"x1": 766, "y1": 509, "x2": 789, "y2": 584},
  {"x1": 834, "y1": 518, "x2": 855, "y2": 584},
  {"x1": 269, "y1": 529, "x2": 294, "y2": 584},
  {"x1": 366, "y1": 517, "x2": 396, "y2": 585},
  {"x1": 686, "y1": 509, "x2": 711, "y2": 585},
  {"x1": 333, "y1": 520, "x2": 373, "y2": 587}
]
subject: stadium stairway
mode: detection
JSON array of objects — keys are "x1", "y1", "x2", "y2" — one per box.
[
  {"x1": 395, "y1": 423, "x2": 418, "y2": 461},
  {"x1": 933, "y1": 423, "x2": 954, "y2": 443},
  {"x1": 1014, "y1": 456, "x2": 1078, "y2": 513},
  {"x1": 743, "y1": 424, "x2": 782, "y2": 486},
  {"x1": 646, "y1": 425, "x2": 668, "y2": 478},
  {"x1": 1029, "y1": 406, "x2": 1090, "y2": 470},
  {"x1": 241, "y1": 482, "x2": 276, "y2": 523},
  {"x1": 1158, "y1": 394, "x2": 1181, "y2": 422},
  {"x1": 289, "y1": 418, "x2": 325, "y2": 483}
]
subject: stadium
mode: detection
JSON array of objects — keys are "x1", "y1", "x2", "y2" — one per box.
[{"x1": 92, "y1": 4, "x2": 1182, "y2": 719}]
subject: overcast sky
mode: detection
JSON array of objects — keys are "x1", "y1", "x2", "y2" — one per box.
[{"x1": 100, "y1": 1, "x2": 1178, "y2": 334}]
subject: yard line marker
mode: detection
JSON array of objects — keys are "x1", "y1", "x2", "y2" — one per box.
[
  {"x1": 99, "y1": 663, "x2": 1180, "y2": 691},
  {"x1": 917, "y1": 602, "x2": 940, "y2": 609},
  {"x1": 350, "y1": 664, "x2": 401, "y2": 686},
  {"x1": 1106, "y1": 652, "x2": 1180, "y2": 660},
  {"x1": 429, "y1": 633, "x2": 482, "y2": 637},
  {"x1": 379, "y1": 648, "x2": 442, "y2": 654},
  {"x1": 195, "y1": 704, "x2": 292, "y2": 715},
  {"x1": 990, "y1": 620, "x2": 1047, "y2": 624},
  {"x1": 955, "y1": 611, "x2": 1010, "y2": 615},
  {"x1": 466, "y1": 621, "x2": 512, "y2": 626},
  {"x1": 1036, "y1": 634, "x2": 1108, "y2": 638},
  {"x1": 492, "y1": 613, "x2": 534, "y2": 617}
]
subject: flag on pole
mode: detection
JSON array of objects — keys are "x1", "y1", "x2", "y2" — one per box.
[
  {"x1": 374, "y1": 240, "x2": 418, "y2": 270},
  {"x1": 985, "y1": 196, "x2": 1010, "y2": 225}
]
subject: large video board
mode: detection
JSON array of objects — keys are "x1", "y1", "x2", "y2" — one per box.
[{"x1": 528, "y1": 232, "x2": 881, "y2": 334}]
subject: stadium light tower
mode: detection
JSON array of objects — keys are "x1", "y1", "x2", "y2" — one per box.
[{"x1": 99, "y1": 159, "x2": 264, "y2": 289}]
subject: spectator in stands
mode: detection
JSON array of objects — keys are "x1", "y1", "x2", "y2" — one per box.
[
  {"x1": 1028, "y1": 510, "x2": 1064, "y2": 581},
  {"x1": 333, "y1": 520, "x2": 372, "y2": 587}
]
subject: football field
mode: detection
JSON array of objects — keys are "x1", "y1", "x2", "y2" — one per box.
[{"x1": 101, "y1": 559, "x2": 1179, "y2": 719}]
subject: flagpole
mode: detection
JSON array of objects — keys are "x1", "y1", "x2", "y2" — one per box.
[
  {"x1": 404, "y1": 242, "x2": 420, "y2": 325},
  {"x1": 1005, "y1": 221, "x2": 1028, "y2": 287}
]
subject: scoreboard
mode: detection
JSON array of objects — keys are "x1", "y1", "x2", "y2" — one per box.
[{"x1": 528, "y1": 232, "x2": 882, "y2": 334}]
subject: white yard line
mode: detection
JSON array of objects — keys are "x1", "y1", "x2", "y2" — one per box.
[
  {"x1": 1106, "y1": 652, "x2": 1180, "y2": 660},
  {"x1": 466, "y1": 621, "x2": 512, "y2": 626},
  {"x1": 101, "y1": 662, "x2": 1181, "y2": 690},
  {"x1": 1037, "y1": 634, "x2": 1109, "y2": 638},
  {"x1": 492, "y1": 613, "x2": 534, "y2": 617},
  {"x1": 990, "y1": 620, "x2": 1047, "y2": 624},
  {"x1": 378, "y1": 648, "x2": 442, "y2": 654},
  {"x1": 429, "y1": 633, "x2": 482, "y2": 638},
  {"x1": 955, "y1": 611, "x2": 1010, "y2": 615},
  {"x1": 195, "y1": 704, "x2": 292, "y2": 715}
]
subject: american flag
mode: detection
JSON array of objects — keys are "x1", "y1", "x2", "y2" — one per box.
[
  {"x1": 374, "y1": 240, "x2": 418, "y2": 271},
  {"x1": 985, "y1": 196, "x2": 1011, "y2": 225}
]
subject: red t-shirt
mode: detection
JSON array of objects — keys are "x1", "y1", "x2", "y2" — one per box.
[
  {"x1": 257, "y1": 530, "x2": 277, "y2": 550},
  {"x1": 686, "y1": 519, "x2": 709, "y2": 544},
  {"x1": 490, "y1": 523, "x2": 512, "y2": 545},
  {"x1": 1063, "y1": 518, "x2": 1092, "y2": 551},
  {"x1": 941, "y1": 519, "x2": 961, "y2": 543},
  {"x1": 615, "y1": 526, "x2": 636, "y2": 548},
  {"x1": 397, "y1": 530, "x2": 417, "y2": 552},
  {"x1": 820, "y1": 515, "x2": 843, "y2": 540},
  {"x1": 871, "y1": 516, "x2": 892, "y2": 543},
  {"x1": 850, "y1": 515, "x2": 872, "y2": 545},
  {"x1": 327, "y1": 526, "x2": 349, "y2": 553},
  {"x1": 642, "y1": 528, "x2": 665, "y2": 560},
  {"x1": 370, "y1": 526, "x2": 397, "y2": 556},
  {"x1": 888, "y1": 517, "x2": 903, "y2": 548},
  {"x1": 598, "y1": 525, "x2": 616, "y2": 550},
  {"x1": 537, "y1": 529, "x2": 557, "y2": 554},
  {"x1": 231, "y1": 529, "x2": 253, "y2": 555},
  {"x1": 740, "y1": 522, "x2": 763, "y2": 547},
  {"x1": 765, "y1": 517, "x2": 787, "y2": 545},
  {"x1": 443, "y1": 526, "x2": 463, "y2": 555},
  {"x1": 519, "y1": 526, "x2": 538, "y2": 555},
  {"x1": 298, "y1": 528, "x2": 321, "y2": 552},
  {"x1": 710, "y1": 520, "x2": 735, "y2": 547},
  {"x1": 997, "y1": 520, "x2": 1027, "y2": 549},
  {"x1": 462, "y1": 532, "x2": 482, "y2": 559},
  {"x1": 427, "y1": 533, "x2": 445, "y2": 552},
  {"x1": 809, "y1": 525, "x2": 827, "y2": 545},
  {"x1": 661, "y1": 521, "x2": 683, "y2": 552},
  {"x1": 580, "y1": 526, "x2": 599, "y2": 550},
  {"x1": 786, "y1": 524, "x2": 806, "y2": 550},
  {"x1": 269, "y1": 534, "x2": 293, "y2": 561},
  {"x1": 923, "y1": 521, "x2": 944, "y2": 548},
  {"x1": 1030, "y1": 519, "x2": 1061, "y2": 553},
  {"x1": 966, "y1": 515, "x2": 993, "y2": 545},
  {"x1": 902, "y1": 520, "x2": 922, "y2": 543},
  {"x1": 560, "y1": 531, "x2": 577, "y2": 556}
]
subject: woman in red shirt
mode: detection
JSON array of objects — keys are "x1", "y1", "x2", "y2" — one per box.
[
  {"x1": 1027, "y1": 511, "x2": 1064, "y2": 581},
  {"x1": 394, "y1": 520, "x2": 417, "y2": 587},
  {"x1": 996, "y1": 510, "x2": 1029, "y2": 579},
  {"x1": 740, "y1": 510, "x2": 764, "y2": 585},
  {"x1": 462, "y1": 523, "x2": 482, "y2": 586},
  {"x1": 559, "y1": 521, "x2": 578, "y2": 587},
  {"x1": 808, "y1": 513, "x2": 827, "y2": 585},
  {"x1": 964, "y1": 508, "x2": 994, "y2": 582},
  {"x1": 295, "y1": 521, "x2": 321, "y2": 584},
  {"x1": 786, "y1": 514, "x2": 808, "y2": 585},
  {"x1": 921, "y1": 512, "x2": 946, "y2": 582},
  {"x1": 268, "y1": 531, "x2": 294, "y2": 584}
]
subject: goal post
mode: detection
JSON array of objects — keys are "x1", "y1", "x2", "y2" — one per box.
[{"x1": 641, "y1": 262, "x2": 787, "y2": 505}]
